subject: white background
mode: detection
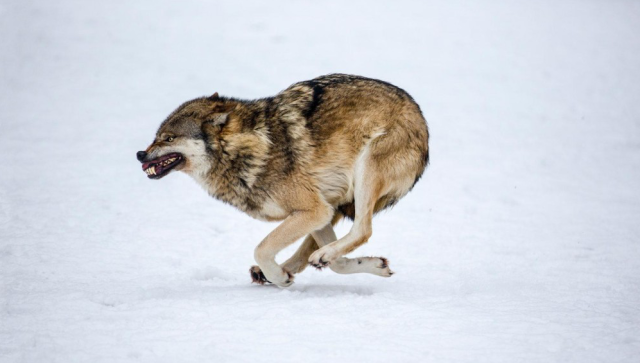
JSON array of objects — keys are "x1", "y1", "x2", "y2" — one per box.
[{"x1": 1, "y1": 1, "x2": 639, "y2": 362}]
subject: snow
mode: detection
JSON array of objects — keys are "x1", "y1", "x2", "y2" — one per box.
[{"x1": 1, "y1": 0, "x2": 640, "y2": 362}]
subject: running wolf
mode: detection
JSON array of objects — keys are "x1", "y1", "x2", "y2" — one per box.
[{"x1": 137, "y1": 74, "x2": 429, "y2": 287}]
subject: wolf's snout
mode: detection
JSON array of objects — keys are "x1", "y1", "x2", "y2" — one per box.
[{"x1": 136, "y1": 151, "x2": 147, "y2": 162}]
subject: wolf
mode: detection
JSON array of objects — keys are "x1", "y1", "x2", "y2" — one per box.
[{"x1": 137, "y1": 74, "x2": 429, "y2": 287}]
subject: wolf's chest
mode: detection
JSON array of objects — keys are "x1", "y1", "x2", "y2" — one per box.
[{"x1": 248, "y1": 198, "x2": 288, "y2": 222}]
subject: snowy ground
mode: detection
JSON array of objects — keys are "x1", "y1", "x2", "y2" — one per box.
[{"x1": 2, "y1": 1, "x2": 640, "y2": 362}]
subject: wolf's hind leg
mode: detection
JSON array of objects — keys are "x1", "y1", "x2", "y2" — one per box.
[
  {"x1": 309, "y1": 146, "x2": 381, "y2": 268},
  {"x1": 311, "y1": 223, "x2": 394, "y2": 277}
]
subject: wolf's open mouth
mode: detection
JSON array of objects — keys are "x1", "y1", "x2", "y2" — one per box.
[{"x1": 142, "y1": 153, "x2": 184, "y2": 179}]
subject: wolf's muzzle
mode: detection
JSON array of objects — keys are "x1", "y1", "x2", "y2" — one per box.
[{"x1": 136, "y1": 151, "x2": 147, "y2": 162}]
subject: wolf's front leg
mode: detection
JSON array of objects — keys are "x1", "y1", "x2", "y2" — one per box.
[
  {"x1": 254, "y1": 207, "x2": 332, "y2": 287},
  {"x1": 250, "y1": 235, "x2": 317, "y2": 285}
]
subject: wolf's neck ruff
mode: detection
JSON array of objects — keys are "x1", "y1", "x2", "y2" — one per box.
[{"x1": 191, "y1": 98, "x2": 274, "y2": 214}]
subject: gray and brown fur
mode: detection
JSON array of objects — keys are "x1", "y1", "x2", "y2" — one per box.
[{"x1": 138, "y1": 74, "x2": 429, "y2": 287}]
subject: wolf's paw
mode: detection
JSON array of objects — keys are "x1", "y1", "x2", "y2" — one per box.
[
  {"x1": 270, "y1": 268, "x2": 294, "y2": 287},
  {"x1": 308, "y1": 246, "x2": 340, "y2": 270},
  {"x1": 254, "y1": 266, "x2": 294, "y2": 287},
  {"x1": 373, "y1": 257, "x2": 395, "y2": 277},
  {"x1": 249, "y1": 265, "x2": 271, "y2": 285}
]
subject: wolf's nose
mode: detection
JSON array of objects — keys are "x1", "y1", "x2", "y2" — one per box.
[{"x1": 137, "y1": 151, "x2": 147, "y2": 162}]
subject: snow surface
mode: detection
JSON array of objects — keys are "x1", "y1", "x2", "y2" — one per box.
[{"x1": 2, "y1": 1, "x2": 640, "y2": 362}]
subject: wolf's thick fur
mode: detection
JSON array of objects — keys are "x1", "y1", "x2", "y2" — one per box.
[{"x1": 138, "y1": 74, "x2": 429, "y2": 287}]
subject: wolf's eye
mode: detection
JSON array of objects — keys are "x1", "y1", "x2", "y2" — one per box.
[{"x1": 166, "y1": 136, "x2": 174, "y2": 142}]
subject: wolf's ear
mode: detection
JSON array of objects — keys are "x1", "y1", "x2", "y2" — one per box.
[
  {"x1": 202, "y1": 113, "x2": 228, "y2": 136},
  {"x1": 204, "y1": 98, "x2": 234, "y2": 128},
  {"x1": 210, "y1": 113, "x2": 228, "y2": 126},
  {"x1": 203, "y1": 113, "x2": 228, "y2": 128},
  {"x1": 208, "y1": 92, "x2": 219, "y2": 101}
]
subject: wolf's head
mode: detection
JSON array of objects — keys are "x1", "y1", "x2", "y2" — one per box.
[{"x1": 137, "y1": 93, "x2": 232, "y2": 180}]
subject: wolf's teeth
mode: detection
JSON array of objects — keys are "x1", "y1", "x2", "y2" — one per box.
[{"x1": 150, "y1": 166, "x2": 156, "y2": 174}]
